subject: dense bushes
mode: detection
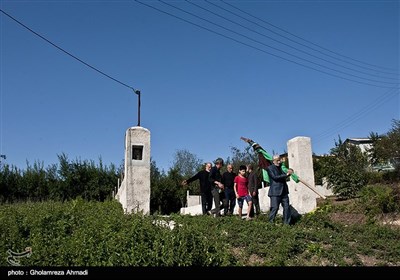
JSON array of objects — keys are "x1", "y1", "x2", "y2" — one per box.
[
  {"x1": 314, "y1": 137, "x2": 368, "y2": 199},
  {"x1": 1, "y1": 198, "x2": 399, "y2": 266},
  {"x1": 0, "y1": 199, "x2": 229, "y2": 266},
  {"x1": 0, "y1": 154, "x2": 118, "y2": 203},
  {"x1": 358, "y1": 184, "x2": 400, "y2": 216}
]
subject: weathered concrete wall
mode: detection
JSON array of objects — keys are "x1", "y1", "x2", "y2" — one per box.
[
  {"x1": 116, "y1": 126, "x2": 150, "y2": 215},
  {"x1": 186, "y1": 191, "x2": 201, "y2": 207},
  {"x1": 287, "y1": 136, "x2": 317, "y2": 214}
]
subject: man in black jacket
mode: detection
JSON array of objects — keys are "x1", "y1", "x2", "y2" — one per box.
[
  {"x1": 266, "y1": 155, "x2": 293, "y2": 224},
  {"x1": 209, "y1": 158, "x2": 225, "y2": 217},
  {"x1": 222, "y1": 164, "x2": 236, "y2": 216},
  {"x1": 182, "y1": 162, "x2": 213, "y2": 215}
]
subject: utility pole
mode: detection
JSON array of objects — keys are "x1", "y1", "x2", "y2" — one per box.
[{"x1": 134, "y1": 90, "x2": 141, "y2": 126}]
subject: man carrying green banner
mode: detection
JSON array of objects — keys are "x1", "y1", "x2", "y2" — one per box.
[
  {"x1": 240, "y1": 137, "x2": 299, "y2": 184},
  {"x1": 240, "y1": 137, "x2": 326, "y2": 199}
]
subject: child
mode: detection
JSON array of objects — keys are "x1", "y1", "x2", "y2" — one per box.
[{"x1": 234, "y1": 165, "x2": 253, "y2": 220}]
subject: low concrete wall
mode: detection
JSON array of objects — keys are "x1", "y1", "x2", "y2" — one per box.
[
  {"x1": 180, "y1": 184, "x2": 332, "y2": 216},
  {"x1": 186, "y1": 191, "x2": 201, "y2": 207}
]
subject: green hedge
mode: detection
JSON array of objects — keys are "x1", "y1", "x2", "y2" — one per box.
[{"x1": 0, "y1": 199, "x2": 227, "y2": 266}]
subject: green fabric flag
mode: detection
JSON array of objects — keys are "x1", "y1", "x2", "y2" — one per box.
[
  {"x1": 247, "y1": 140, "x2": 272, "y2": 183},
  {"x1": 261, "y1": 169, "x2": 270, "y2": 184},
  {"x1": 246, "y1": 139, "x2": 300, "y2": 184}
]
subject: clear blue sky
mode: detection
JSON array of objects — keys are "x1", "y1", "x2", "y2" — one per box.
[{"x1": 1, "y1": 0, "x2": 399, "y2": 172}]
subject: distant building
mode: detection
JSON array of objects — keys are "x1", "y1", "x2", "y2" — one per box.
[
  {"x1": 343, "y1": 137, "x2": 373, "y2": 153},
  {"x1": 344, "y1": 137, "x2": 395, "y2": 172}
]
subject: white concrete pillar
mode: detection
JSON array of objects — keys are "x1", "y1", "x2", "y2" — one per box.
[
  {"x1": 287, "y1": 136, "x2": 317, "y2": 214},
  {"x1": 116, "y1": 126, "x2": 151, "y2": 214}
]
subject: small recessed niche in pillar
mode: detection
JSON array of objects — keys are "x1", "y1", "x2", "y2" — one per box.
[{"x1": 132, "y1": 145, "x2": 143, "y2": 160}]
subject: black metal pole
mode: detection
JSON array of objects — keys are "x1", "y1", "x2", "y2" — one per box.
[{"x1": 134, "y1": 90, "x2": 141, "y2": 126}]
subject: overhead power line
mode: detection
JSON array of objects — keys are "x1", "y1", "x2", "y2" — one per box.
[
  {"x1": 312, "y1": 87, "x2": 399, "y2": 144},
  {"x1": 185, "y1": 0, "x2": 398, "y2": 80},
  {"x1": 0, "y1": 8, "x2": 138, "y2": 93},
  {"x1": 135, "y1": 0, "x2": 398, "y2": 88},
  {"x1": 159, "y1": 0, "x2": 397, "y2": 85},
  {"x1": 219, "y1": 0, "x2": 399, "y2": 74},
  {"x1": 187, "y1": 0, "x2": 397, "y2": 81}
]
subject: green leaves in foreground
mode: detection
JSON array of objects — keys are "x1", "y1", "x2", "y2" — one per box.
[
  {"x1": 0, "y1": 199, "x2": 227, "y2": 266},
  {"x1": 1, "y1": 199, "x2": 400, "y2": 266}
]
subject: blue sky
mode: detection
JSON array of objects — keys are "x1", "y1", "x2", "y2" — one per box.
[{"x1": 0, "y1": 0, "x2": 399, "y2": 172}]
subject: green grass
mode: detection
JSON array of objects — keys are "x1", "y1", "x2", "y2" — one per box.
[{"x1": 1, "y1": 198, "x2": 399, "y2": 266}]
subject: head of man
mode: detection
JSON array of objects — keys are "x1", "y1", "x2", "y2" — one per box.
[
  {"x1": 272, "y1": 154, "x2": 281, "y2": 166},
  {"x1": 205, "y1": 162, "x2": 212, "y2": 172},
  {"x1": 214, "y1": 158, "x2": 224, "y2": 169}
]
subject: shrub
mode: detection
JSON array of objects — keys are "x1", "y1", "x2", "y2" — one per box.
[{"x1": 358, "y1": 185, "x2": 400, "y2": 216}]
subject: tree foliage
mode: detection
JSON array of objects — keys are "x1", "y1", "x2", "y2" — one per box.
[
  {"x1": 0, "y1": 154, "x2": 118, "y2": 203},
  {"x1": 369, "y1": 119, "x2": 400, "y2": 169},
  {"x1": 171, "y1": 149, "x2": 203, "y2": 178},
  {"x1": 171, "y1": 149, "x2": 203, "y2": 196},
  {"x1": 227, "y1": 145, "x2": 257, "y2": 170},
  {"x1": 316, "y1": 136, "x2": 368, "y2": 199},
  {"x1": 150, "y1": 152, "x2": 191, "y2": 215}
]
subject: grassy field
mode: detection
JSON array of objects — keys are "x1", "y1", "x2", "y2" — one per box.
[{"x1": 1, "y1": 196, "x2": 400, "y2": 267}]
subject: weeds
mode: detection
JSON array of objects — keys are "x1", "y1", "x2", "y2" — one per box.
[{"x1": 1, "y1": 195, "x2": 399, "y2": 266}]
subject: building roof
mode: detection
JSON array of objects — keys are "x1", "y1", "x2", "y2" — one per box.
[{"x1": 344, "y1": 138, "x2": 373, "y2": 144}]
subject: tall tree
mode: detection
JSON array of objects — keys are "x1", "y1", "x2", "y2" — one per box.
[
  {"x1": 171, "y1": 149, "x2": 203, "y2": 178},
  {"x1": 171, "y1": 149, "x2": 203, "y2": 196}
]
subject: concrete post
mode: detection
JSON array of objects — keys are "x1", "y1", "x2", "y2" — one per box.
[
  {"x1": 287, "y1": 136, "x2": 317, "y2": 214},
  {"x1": 116, "y1": 126, "x2": 150, "y2": 214}
]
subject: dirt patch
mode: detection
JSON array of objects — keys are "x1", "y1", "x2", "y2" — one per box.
[
  {"x1": 320, "y1": 196, "x2": 400, "y2": 227},
  {"x1": 248, "y1": 254, "x2": 264, "y2": 266},
  {"x1": 356, "y1": 254, "x2": 380, "y2": 266},
  {"x1": 378, "y1": 213, "x2": 400, "y2": 227},
  {"x1": 329, "y1": 213, "x2": 367, "y2": 225}
]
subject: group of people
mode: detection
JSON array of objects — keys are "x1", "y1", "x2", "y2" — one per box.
[
  {"x1": 182, "y1": 158, "x2": 228, "y2": 218},
  {"x1": 182, "y1": 142, "x2": 295, "y2": 225},
  {"x1": 182, "y1": 158, "x2": 258, "y2": 220}
]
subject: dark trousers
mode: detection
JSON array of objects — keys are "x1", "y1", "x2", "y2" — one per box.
[
  {"x1": 201, "y1": 191, "x2": 213, "y2": 215},
  {"x1": 269, "y1": 194, "x2": 291, "y2": 224},
  {"x1": 224, "y1": 187, "x2": 236, "y2": 215},
  {"x1": 211, "y1": 188, "x2": 222, "y2": 216},
  {"x1": 249, "y1": 193, "x2": 260, "y2": 217}
]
